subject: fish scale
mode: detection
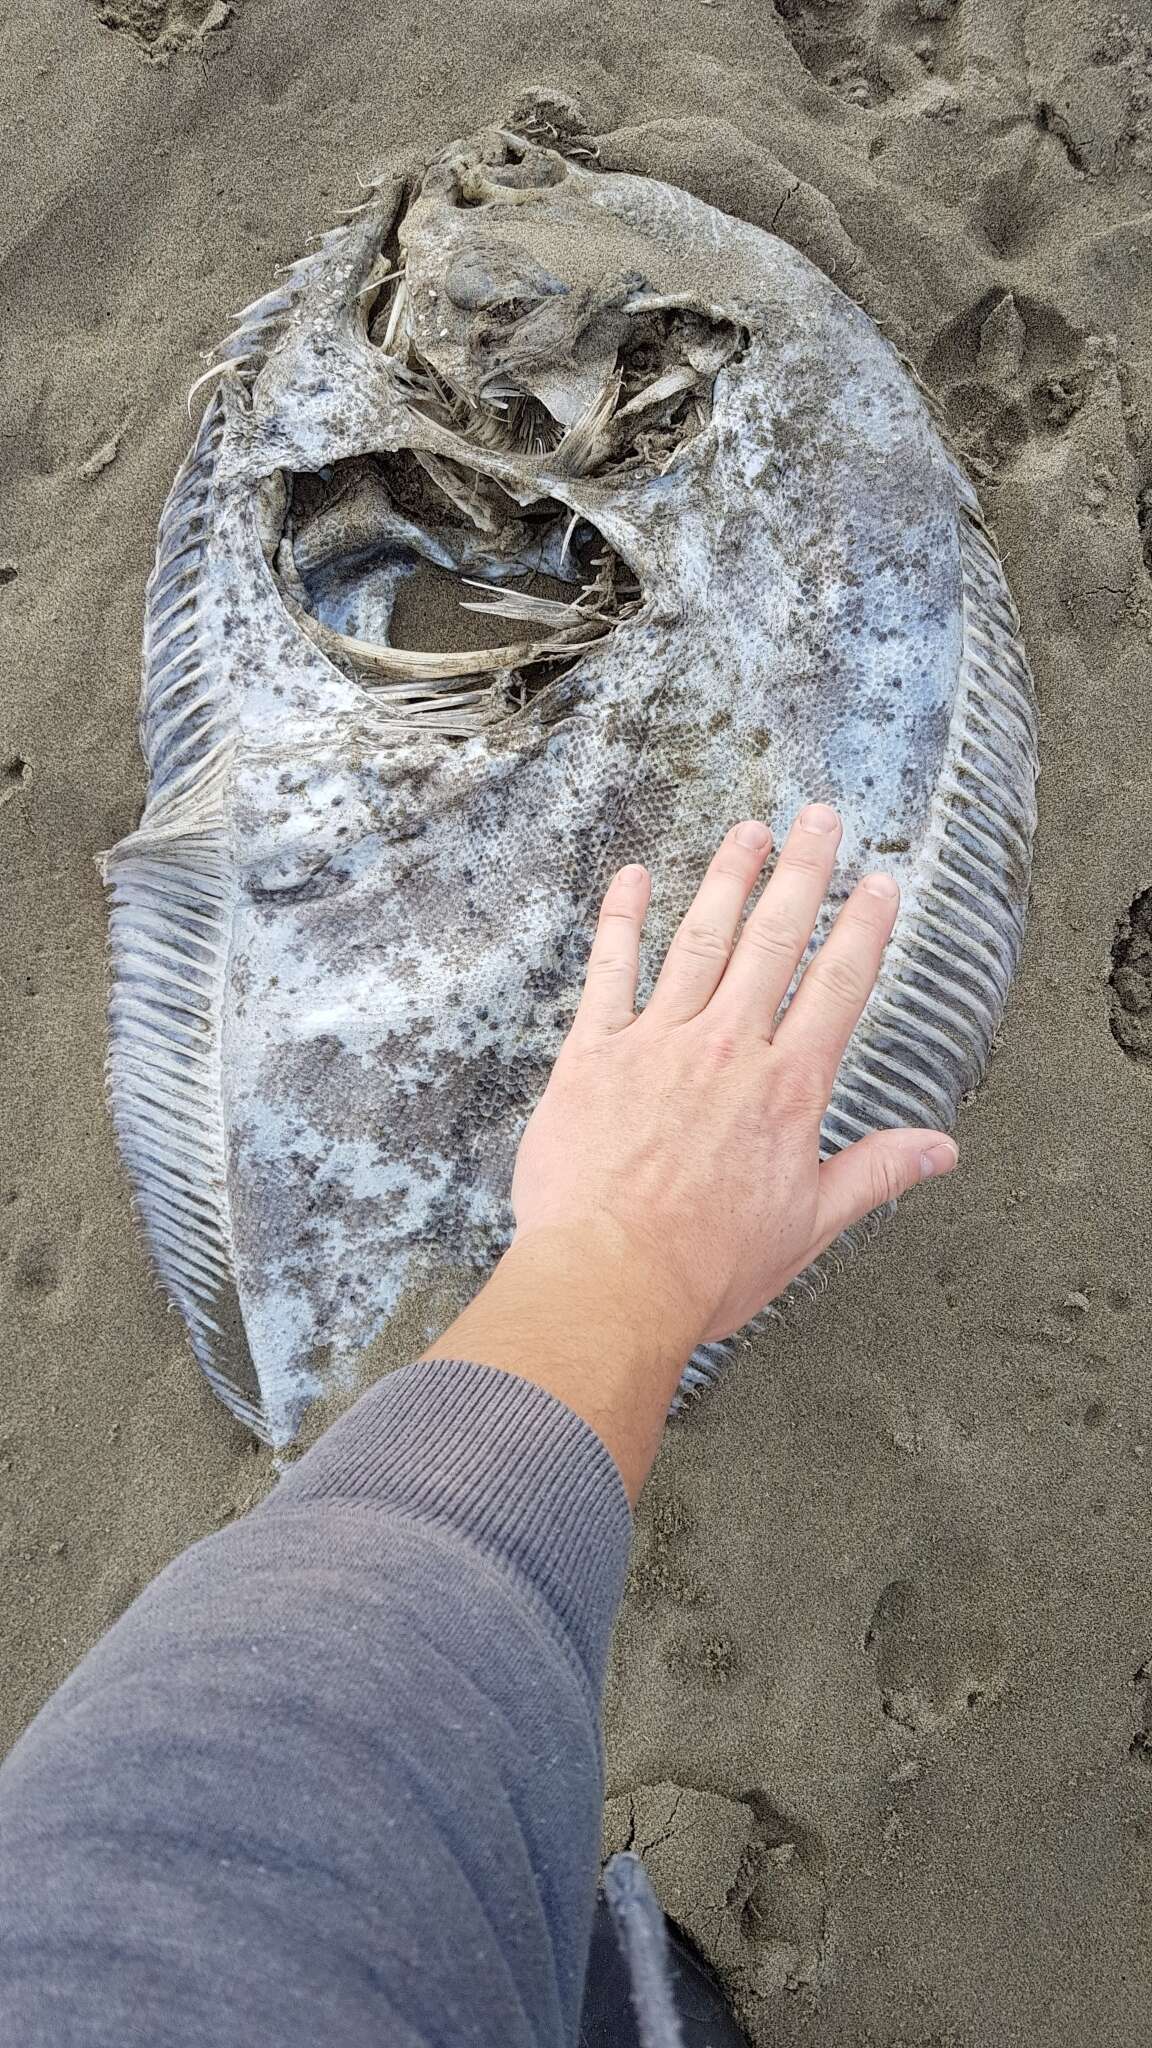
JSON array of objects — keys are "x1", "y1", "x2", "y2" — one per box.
[{"x1": 103, "y1": 113, "x2": 1038, "y2": 1447}]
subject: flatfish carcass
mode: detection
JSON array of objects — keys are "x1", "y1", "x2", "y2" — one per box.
[{"x1": 103, "y1": 110, "x2": 1038, "y2": 1447}]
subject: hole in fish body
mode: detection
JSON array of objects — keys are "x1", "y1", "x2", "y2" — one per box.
[
  {"x1": 272, "y1": 451, "x2": 639, "y2": 726},
  {"x1": 103, "y1": 107, "x2": 1039, "y2": 1446}
]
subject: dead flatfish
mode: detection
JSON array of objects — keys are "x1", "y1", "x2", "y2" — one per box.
[{"x1": 103, "y1": 110, "x2": 1038, "y2": 1447}]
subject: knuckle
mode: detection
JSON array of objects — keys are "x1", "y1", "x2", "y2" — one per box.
[
  {"x1": 841, "y1": 901, "x2": 888, "y2": 949},
  {"x1": 741, "y1": 917, "x2": 804, "y2": 965},
  {"x1": 677, "y1": 919, "x2": 732, "y2": 964},
  {"x1": 779, "y1": 841, "x2": 828, "y2": 878},
  {"x1": 812, "y1": 953, "x2": 867, "y2": 1007},
  {"x1": 709, "y1": 853, "x2": 751, "y2": 882},
  {"x1": 867, "y1": 1152, "x2": 907, "y2": 1209},
  {"x1": 799, "y1": 942, "x2": 860, "y2": 1007},
  {"x1": 702, "y1": 1027, "x2": 743, "y2": 1070}
]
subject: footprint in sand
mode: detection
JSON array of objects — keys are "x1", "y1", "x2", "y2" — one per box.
[
  {"x1": 774, "y1": 0, "x2": 965, "y2": 110},
  {"x1": 602, "y1": 1782, "x2": 828, "y2": 2010},
  {"x1": 1108, "y1": 886, "x2": 1152, "y2": 1064},
  {"x1": 622, "y1": 1487, "x2": 747, "y2": 1701},
  {"x1": 922, "y1": 289, "x2": 1090, "y2": 481},
  {"x1": 774, "y1": 0, "x2": 884, "y2": 106},
  {"x1": 627, "y1": 1491, "x2": 708, "y2": 1612},
  {"x1": 7, "y1": 1234, "x2": 64, "y2": 1301},
  {"x1": 88, "y1": 1, "x2": 233, "y2": 61},
  {"x1": 864, "y1": 1566, "x2": 1004, "y2": 1735},
  {"x1": 663, "y1": 1632, "x2": 739, "y2": 1689},
  {"x1": 1032, "y1": 14, "x2": 1152, "y2": 182},
  {"x1": 0, "y1": 755, "x2": 30, "y2": 812}
]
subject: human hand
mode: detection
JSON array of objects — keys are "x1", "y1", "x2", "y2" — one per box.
[
  {"x1": 511, "y1": 807, "x2": 958, "y2": 1350},
  {"x1": 426, "y1": 807, "x2": 959, "y2": 1499}
]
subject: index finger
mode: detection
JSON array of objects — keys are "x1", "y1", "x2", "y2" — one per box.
[{"x1": 572, "y1": 863, "x2": 652, "y2": 1037}]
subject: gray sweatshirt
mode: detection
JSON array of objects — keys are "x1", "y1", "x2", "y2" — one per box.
[{"x1": 0, "y1": 1359, "x2": 633, "y2": 2046}]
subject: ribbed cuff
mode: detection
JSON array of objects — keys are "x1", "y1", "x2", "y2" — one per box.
[{"x1": 266, "y1": 1359, "x2": 633, "y2": 1690}]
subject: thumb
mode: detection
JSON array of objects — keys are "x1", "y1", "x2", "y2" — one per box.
[{"x1": 815, "y1": 1128, "x2": 959, "y2": 1246}]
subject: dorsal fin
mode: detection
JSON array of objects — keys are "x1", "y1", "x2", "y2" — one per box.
[{"x1": 103, "y1": 395, "x2": 266, "y2": 1438}]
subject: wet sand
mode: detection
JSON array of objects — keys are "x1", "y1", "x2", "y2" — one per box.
[{"x1": 3, "y1": 2, "x2": 1152, "y2": 2040}]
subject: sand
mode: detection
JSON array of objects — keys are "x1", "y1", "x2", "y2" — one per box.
[{"x1": 2, "y1": 0, "x2": 1152, "y2": 2039}]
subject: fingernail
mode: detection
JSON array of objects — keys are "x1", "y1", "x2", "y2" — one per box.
[
  {"x1": 799, "y1": 803, "x2": 839, "y2": 834},
  {"x1": 862, "y1": 871, "x2": 899, "y2": 900},
  {"x1": 735, "y1": 820, "x2": 771, "y2": 849},
  {"x1": 920, "y1": 1140, "x2": 959, "y2": 1179},
  {"x1": 617, "y1": 863, "x2": 647, "y2": 883}
]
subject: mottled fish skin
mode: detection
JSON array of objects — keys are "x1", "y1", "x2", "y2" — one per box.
[{"x1": 103, "y1": 119, "x2": 1038, "y2": 1446}]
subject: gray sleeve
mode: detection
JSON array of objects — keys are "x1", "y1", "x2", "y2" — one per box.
[{"x1": 0, "y1": 1358, "x2": 633, "y2": 2047}]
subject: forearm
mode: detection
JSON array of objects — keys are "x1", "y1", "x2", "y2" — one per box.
[
  {"x1": 0, "y1": 1360, "x2": 631, "y2": 2048},
  {"x1": 421, "y1": 1223, "x2": 699, "y2": 1503}
]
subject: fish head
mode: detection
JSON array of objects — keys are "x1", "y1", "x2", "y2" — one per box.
[
  {"x1": 398, "y1": 128, "x2": 751, "y2": 441},
  {"x1": 399, "y1": 136, "x2": 642, "y2": 432}
]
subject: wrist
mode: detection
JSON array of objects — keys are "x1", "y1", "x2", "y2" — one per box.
[
  {"x1": 418, "y1": 1217, "x2": 703, "y2": 1502},
  {"x1": 506, "y1": 1214, "x2": 704, "y2": 1366}
]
